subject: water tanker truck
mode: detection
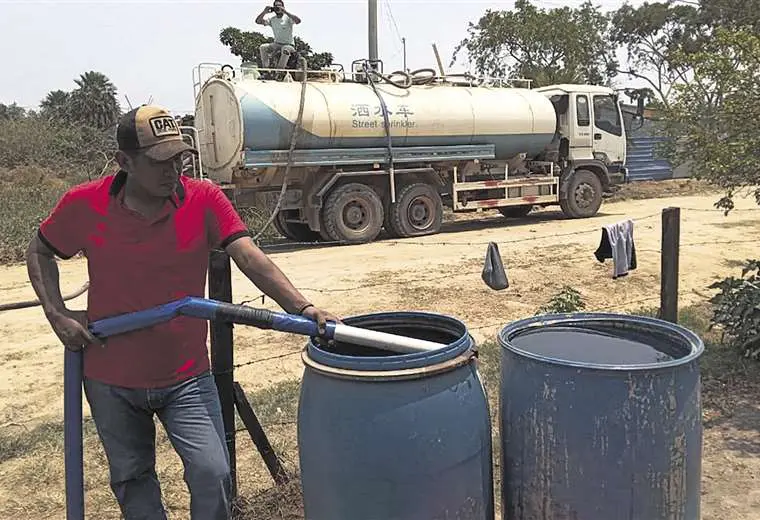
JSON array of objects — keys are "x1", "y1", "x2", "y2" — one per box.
[{"x1": 186, "y1": 62, "x2": 628, "y2": 244}]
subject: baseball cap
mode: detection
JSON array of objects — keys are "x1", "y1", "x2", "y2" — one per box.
[{"x1": 117, "y1": 105, "x2": 197, "y2": 161}]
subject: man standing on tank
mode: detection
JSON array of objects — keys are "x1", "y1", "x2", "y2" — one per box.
[
  {"x1": 256, "y1": 0, "x2": 301, "y2": 75},
  {"x1": 25, "y1": 104, "x2": 338, "y2": 519}
]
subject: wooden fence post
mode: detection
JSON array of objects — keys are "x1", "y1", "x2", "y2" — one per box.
[
  {"x1": 208, "y1": 249, "x2": 237, "y2": 498},
  {"x1": 660, "y1": 207, "x2": 681, "y2": 323}
]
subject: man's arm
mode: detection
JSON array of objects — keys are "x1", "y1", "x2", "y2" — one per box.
[
  {"x1": 206, "y1": 184, "x2": 339, "y2": 330},
  {"x1": 283, "y1": 9, "x2": 301, "y2": 24},
  {"x1": 26, "y1": 234, "x2": 100, "y2": 348},
  {"x1": 255, "y1": 6, "x2": 272, "y2": 25},
  {"x1": 225, "y1": 237, "x2": 310, "y2": 314},
  {"x1": 26, "y1": 234, "x2": 67, "y2": 319}
]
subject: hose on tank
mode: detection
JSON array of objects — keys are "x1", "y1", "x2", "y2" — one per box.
[
  {"x1": 367, "y1": 67, "x2": 438, "y2": 89},
  {"x1": 252, "y1": 56, "x2": 309, "y2": 241},
  {"x1": 362, "y1": 60, "x2": 396, "y2": 200}
]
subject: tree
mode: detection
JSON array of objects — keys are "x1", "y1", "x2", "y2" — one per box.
[
  {"x1": 610, "y1": 0, "x2": 760, "y2": 108},
  {"x1": 219, "y1": 27, "x2": 333, "y2": 71},
  {"x1": 67, "y1": 71, "x2": 121, "y2": 130},
  {"x1": 0, "y1": 103, "x2": 27, "y2": 120},
  {"x1": 658, "y1": 28, "x2": 760, "y2": 212},
  {"x1": 39, "y1": 90, "x2": 72, "y2": 123},
  {"x1": 696, "y1": 0, "x2": 760, "y2": 34},
  {"x1": 450, "y1": 0, "x2": 618, "y2": 87},
  {"x1": 609, "y1": 1, "x2": 702, "y2": 107}
]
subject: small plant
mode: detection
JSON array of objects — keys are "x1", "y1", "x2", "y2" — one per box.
[
  {"x1": 709, "y1": 259, "x2": 760, "y2": 359},
  {"x1": 536, "y1": 285, "x2": 586, "y2": 315}
]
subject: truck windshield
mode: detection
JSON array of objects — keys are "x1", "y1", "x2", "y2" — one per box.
[{"x1": 593, "y1": 95, "x2": 622, "y2": 136}]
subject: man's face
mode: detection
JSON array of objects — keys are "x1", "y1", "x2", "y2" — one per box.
[
  {"x1": 118, "y1": 150, "x2": 184, "y2": 198},
  {"x1": 273, "y1": 1, "x2": 284, "y2": 14}
]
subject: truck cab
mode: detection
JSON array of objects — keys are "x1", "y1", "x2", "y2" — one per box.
[{"x1": 535, "y1": 84, "x2": 628, "y2": 185}]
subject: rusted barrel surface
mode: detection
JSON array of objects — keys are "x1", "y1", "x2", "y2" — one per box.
[{"x1": 498, "y1": 313, "x2": 704, "y2": 520}]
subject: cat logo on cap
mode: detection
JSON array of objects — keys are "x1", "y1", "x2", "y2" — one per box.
[{"x1": 149, "y1": 116, "x2": 180, "y2": 138}]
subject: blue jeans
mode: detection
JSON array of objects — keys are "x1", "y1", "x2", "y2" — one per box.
[{"x1": 84, "y1": 371, "x2": 231, "y2": 520}]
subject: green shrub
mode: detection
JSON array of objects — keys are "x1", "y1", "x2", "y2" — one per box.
[
  {"x1": 0, "y1": 167, "x2": 71, "y2": 264},
  {"x1": 0, "y1": 117, "x2": 115, "y2": 180},
  {"x1": 536, "y1": 286, "x2": 586, "y2": 315},
  {"x1": 709, "y1": 259, "x2": 760, "y2": 359}
]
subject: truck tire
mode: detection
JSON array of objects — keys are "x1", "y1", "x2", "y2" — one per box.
[
  {"x1": 386, "y1": 183, "x2": 443, "y2": 238},
  {"x1": 323, "y1": 183, "x2": 384, "y2": 244},
  {"x1": 498, "y1": 205, "x2": 533, "y2": 218},
  {"x1": 274, "y1": 211, "x2": 323, "y2": 243},
  {"x1": 560, "y1": 169, "x2": 603, "y2": 219}
]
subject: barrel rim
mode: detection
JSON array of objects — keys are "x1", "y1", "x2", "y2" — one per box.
[
  {"x1": 304, "y1": 311, "x2": 472, "y2": 373},
  {"x1": 498, "y1": 312, "x2": 705, "y2": 371}
]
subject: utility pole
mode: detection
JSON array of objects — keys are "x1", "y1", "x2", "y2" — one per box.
[{"x1": 368, "y1": 0, "x2": 378, "y2": 62}]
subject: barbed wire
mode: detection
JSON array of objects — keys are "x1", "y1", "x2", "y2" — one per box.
[
  {"x1": 236, "y1": 235, "x2": 756, "y2": 306},
  {"x1": 679, "y1": 206, "x2": 760, "y2": 212},
  {"x1": 254, "y1": 205, "x2": 758, "y2": 253},
  {"x1": 256, "y1": 211, "x2": 666, "y2": 251},
  {"x1": 221, "y1": 235, "x2": 755, "y2": 373}
]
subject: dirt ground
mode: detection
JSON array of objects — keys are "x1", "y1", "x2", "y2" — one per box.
[{"x1": 1, "y1": 185, "x2": 759, "y2": 518}]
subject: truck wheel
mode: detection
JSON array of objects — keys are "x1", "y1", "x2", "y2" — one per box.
[
  {"x1": 560, "y1": 169, "x2": 603, "y2": 218},
  {"x1": 274, "y1": 211, "x2": 323, "y2": 243},
  {"x1": 498, "y1": 205, "x2": 533, "y2": 218},
  {"x1": 323, "y1": 183, "x2": 384, "y2": 244},
  {"x1": 387, "y1": 183, "x2": 443, "y2": 238}
]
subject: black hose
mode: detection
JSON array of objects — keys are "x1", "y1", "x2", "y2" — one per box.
[
  {"x1": 253, "y1": 56, "x2": 309, "y2": 241},
  {"x1": 409, "y1": 68, "x2": 437, "y2": 85},
  {"x1": 365, "y1": 67, "x2": 439, "y2": 89},
  {"x1": 363, "y1": 60, "x2": 395, "y2": 190}
]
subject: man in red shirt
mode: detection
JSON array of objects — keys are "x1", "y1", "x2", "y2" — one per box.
[{"x1": 25, "y1": 105, "x2": 338, "y2": 519}]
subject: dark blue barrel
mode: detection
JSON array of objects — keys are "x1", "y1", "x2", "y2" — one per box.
[
  {"x1": 498, "y1": 313, "x2": 704, "y2": 520},
  {"x1": 297, "y1": 311, "x2": 494, "y2": 520}
]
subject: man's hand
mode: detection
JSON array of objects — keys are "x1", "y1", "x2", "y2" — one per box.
[
  {"x1": 48, "y1": 309, "x2": 103, "y2": 351},
  {"x1": 301, "y1": 306, "x2": 341, "y2": 335}
]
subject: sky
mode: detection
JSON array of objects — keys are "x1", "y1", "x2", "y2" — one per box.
[{"x1": 1, "y1": 0, "x2": 650, "y2": 115}]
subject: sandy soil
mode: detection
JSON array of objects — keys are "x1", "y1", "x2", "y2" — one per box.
[{"x1": 1, "y1": 191, "x2": 759, "y2": 518}]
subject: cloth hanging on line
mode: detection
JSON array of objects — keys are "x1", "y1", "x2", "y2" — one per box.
[
  {"x1": 482, "y1": 242, "x2": 509, "y2": 290},
  {"x1": 594, "y1": 219, "x2": 637, "y2": 279}
]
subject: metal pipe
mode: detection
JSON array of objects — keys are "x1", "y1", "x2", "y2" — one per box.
[
  {"x1": 64, "y1": 348, "x2": 84, "y2": 520},
  {"x1": 402, "y1": 37, "x2": 407, "y2": 71},
  {"x1": 432, "y1": 43, "x2": 445, "y2": 77},
  {"x1": 88, "y1": 297, "x2": 444, "y2": 353},
  {"x1": 368, "y1": 0, "x2": 378, "y2": 62}
]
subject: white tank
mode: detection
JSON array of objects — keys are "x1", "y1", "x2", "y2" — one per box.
[{"x1": 195, "y1": 77, "x2": 558, "y2": 180}]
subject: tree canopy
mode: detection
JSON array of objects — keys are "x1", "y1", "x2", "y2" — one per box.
[
  {"x1": 219, "y1": 27, "x2": 333, "y2": 71},
  {"x1": 450, "y1": 0, "x2": 618, "y2": 87},
  {"x1": 610, "y1": 0, "x2": 760, "y2": 210},
  {"x1": 658, "y1": 28, "x2": 760, "y2": 211}
]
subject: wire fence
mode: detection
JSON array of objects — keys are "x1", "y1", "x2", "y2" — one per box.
[
  {"x1": 252, "y1": 206, "x2": 760, "y2": 252},
  {"x1": 216, "y1": 206, "x2": 760, "y2": 377}
]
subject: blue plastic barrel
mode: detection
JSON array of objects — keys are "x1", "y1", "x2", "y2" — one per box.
[
  {"x1": 498, "y1": 313, "x2": 704, "y2": 520},
  {"x1": 297, "y1": 311, "x2": 494, "y2": 520}
]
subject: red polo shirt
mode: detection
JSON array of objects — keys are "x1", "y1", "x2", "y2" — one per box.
[{"x1": 38, "y1": 171, "x2": 250, "y2": 388}]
